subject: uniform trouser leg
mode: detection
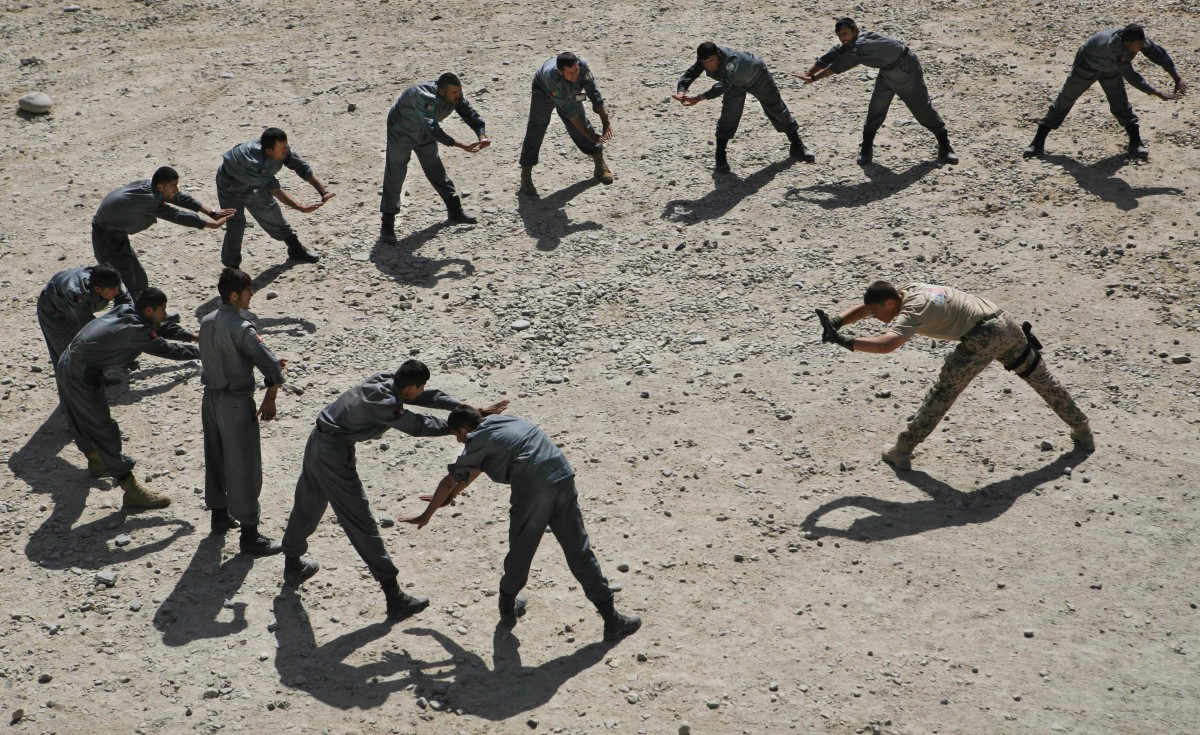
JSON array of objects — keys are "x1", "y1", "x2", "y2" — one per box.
[
  {"x1": 202, "y1": 390, "x2": 263, "y2": 525},
  {"x1": 217, "y1": 186, "x2": 247, "y2": 268},
  {"x1": 1039, "y1": 72, "x2": 1095, "y2": 129},
  {"x1": 891, "y1": 58, "x2": 947, "y2": 134},
  {"x1": 897, "y1": 325, "x2": 1001, "y2": 446},
  {"x1": 546, "y1": 478, "x2": 614, "y2": 606},
  {"x1": 1097, "y1": 75, "x2": 1138, "y2": 128},
  {"x1": 243, "y1": 189, "x2": 296, "y2": 243},
  {"x1": 864, "y1": 76, "x2": 898, "y2": 136},
  {"x1": 281, "y1": 432, "x2": 400, "y2": 582},
  {"x1": 500, "y1": 480, "x2": 559, "y2": 597},
  {"x1": 37, "y1": 309, "x2": 72, "y2": 370},
  {"x1": 997, "y1": 319, "x2": 1090, "y2": 432},
  {"x1": 519, "y1": 85, "x2": 556, "y2": 167},
  {"x1": 413, "y1": 140, "x2": 458, "y2": 204},
  {"x1": 56, "y1": 370, "x2": 136, "y2": 477},
  {"x1": 380, "y1": 140, "x2": 413, "y2": 215},
  {"x1": 92, "y1": 223, "x2": 147, "y2": 296},
  {"x1": 715, "y1": 87, "x2": 748, "y2": 141},
  {"x1": 556, "y1": 110, "x2": 604, "y2": 157},
  {"x1": 749, "y1": 75, "x2": 799, "y2": 134}
]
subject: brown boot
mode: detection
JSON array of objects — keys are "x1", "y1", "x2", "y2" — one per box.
[
  {"x1": 882, "y1": 441, "x2": 917, "y2": 470},
  {"x1": 119, "y1": 473, "x2": 171, "y2": 511},
  {"x1": 518, "y1": 166, "x2": 539, "y2": 197},
  {"x1": 84, "y1": 450, "x2": 105, "y2": 478},
  {"x1": 592, "y1": 152, "x2": 614, "y2": 184}
]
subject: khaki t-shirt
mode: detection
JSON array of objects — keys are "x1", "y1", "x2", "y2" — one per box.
[{"x1": 886, "y1": 283, "x2": 1000, "y2": 341}]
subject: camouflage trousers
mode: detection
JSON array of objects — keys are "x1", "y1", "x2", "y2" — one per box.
[{"x1": 898, "y1": 313, "x2": 1089, "y2": 446}]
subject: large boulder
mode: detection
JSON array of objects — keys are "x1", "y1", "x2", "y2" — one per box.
[{"x1": 18, "y1": 91, "x2": 53, "y2": 114}]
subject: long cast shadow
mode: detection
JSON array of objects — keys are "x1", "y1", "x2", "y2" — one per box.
[
  {"x1": 14, "y1": 406, "x2": 194, "y2": 570},
  {"x1": 194, "y1": 261, "x2": 302, "y2": 319},
  {"x1": 1040, "y1": 153, "x2": 1182, "y2": 211},
  {"x1": 800, "y1": 452, "x2": 1081, "y2": 542},
  {"x1": 371, "y1": 220, "x2": 475, "y2": 287},
  {"x1": 662, "y1": 157, "x2": 794, "y2": 223},
  {"x1": 784, "y1": 159, "x2": 938, "y2": 209},
  {"x1": 517, "y1": 178, "x2": 601, "y2": 251},
  {"x1": 154, "y1": 536, "x2": 255, "y2": 646}
]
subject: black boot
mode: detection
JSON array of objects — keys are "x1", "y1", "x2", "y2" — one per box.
[
  {"x1": 935, "y1": 131, "x2": 959, "y2": 165},
  {"x1": 239, "y1": 525, "x2": 282, "y2": 556},
  {"x1": 714, "y1": 138, "x2": 731, "y2": 174},
  {"x1": 498, "y1": 592, "x2": 528, "y2": 627},
  {"x1": 382, "y1": 579, "x2": 429, "y2": 622},
  {"x1": 283, "y1": 555, "x2": 320, "y2": 587},
  {"x1": 596, "y1": 597, "x2": 641, "y2": 642},
  {"x1": 210, "y1": 507, "x2": 241, "y2": 536},
  {"x1": 1023, "y1": 124, "x2": 1050, "y2": 158},
  {"x1": 787, "y1": 128, "x2": 815, "y2": 163},
  {"x1": 284, "y1": 235, "x2": 320, "y2": 264},
  {"x1": 1125, "y1": 124, "x2": 1148, "y2": 159},
  {"x1": 379, "y1": 213, "x2": 397, "y2": 243},
  {"x1": 446, "y1": 196, "x2": 478, "y2": 224},
  {"x1": 857, "y1": 130, "x2": 876, "y2": 165}
]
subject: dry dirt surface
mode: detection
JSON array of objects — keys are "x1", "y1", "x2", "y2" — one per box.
[{"x1": 2, "y1": 1, "x2": 1198, "y2": 733}]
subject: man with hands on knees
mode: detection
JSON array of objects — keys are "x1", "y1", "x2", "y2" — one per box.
[
  {"x1": 404, "y1": 406, "x2": 642, "y2": 643},
  {"x1": 815, "y1": 281, "x2": 1094, "y2": 471}
]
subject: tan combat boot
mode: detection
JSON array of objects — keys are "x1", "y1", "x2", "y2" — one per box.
[
  {"x1": 519, "y1": 166, "x2": 539, "y2": 198},
  {"x1": 119, "y1": 473, "x2": 171, "y2": 511},
  {"x1": 84, "y1": 449, "x2": 105, "y2": 478},
  {"x1": 1070, "y1": 425, "x2": 1095, "y2": 453},
  {"x1": 882, "y1": 441, "x2": 917, "y2": 470},
  {"x1": 592, "y1": 152, "x2": 614, "y2": 184}
]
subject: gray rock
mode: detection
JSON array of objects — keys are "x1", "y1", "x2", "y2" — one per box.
[
  {"x1": 1039, "y1": 440, "x2": 1054, "y2": 451},
  {"x1": 95, "y1": 569, "x2": 117, "y2": 587},
  {"x1": 203, "y1": 687, "x2": 220, "y2": 699},
  {"x1": 18, "y1": 91, "x2": 53, "y2": 114},
  {"x1": 1171, "y1": 355, "x2": 1191, "y2": 364},
  {"x1": 546, "y1": 375, "x2": 564, "y2": 384},
  {"x1": 114, "y1": 534, "x2": 132, "y2": 547},
  {"x1": 679, "y1": 722, "x2": 691, "y2": 735},
  {"x1": 20, "y1": 56, "x2": 42, "y2": 67},
  {"x1": 265, "y1": 290, "x2": 279, "y2": 299},
  {"x1": 379, "y1": 516, "x2": 395, "y2": 528},
  {"x1": 510, "y1": 319, "x2": 531, "y2": 331}
]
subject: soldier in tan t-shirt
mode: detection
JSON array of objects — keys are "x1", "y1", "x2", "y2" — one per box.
[{"x1": 816, "y1": 280, "x2": 1094, "y2": 469}]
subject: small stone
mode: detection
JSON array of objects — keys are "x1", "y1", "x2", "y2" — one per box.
[
  {"x1": 18, "y1": 91, "x2": 53, "y2": 114},
  {"x1": 706, "y1": 699, "x2": 720, "y2": 709},
  {"x1": 617, "y1": 563, "x2": 630, "y2": 572},
  {"x1": 10, "y1": 709, "x2": 24, "y2": 724},
  {"x1": 1039, "y1": 440, "x2": 1054, "y2": 451},
  {"x1": 416, "y1": 696, "x2": 428, "y2": 709},
  {"x1": 874, "y1": 389, "x2": 891, "y2": 398},
  {"x1": 265, "y1": 291, "x2": 279, "y2": 300},
  {"x1": 660, "y1": 468, "x2": 673, "y2": 477},
  {"x1": 688, "y1": 337, "x2": 707, "y2": 345},
  {"x1": 636, "y1": 653, "x2": 648, "y2": 662},
  {"x1": 203, "y1": 687, "x2": 220, "y2": 699},
  {"x1": 174, "y1": 447, "x2": 187, "y2": 456},
  {"x1": 20, "y1": 56, "x2": 42, "y2": 67},
  {"x1": 1171, "y1": 355, "x2": 1191, "y2": 364},
  {"x1": 626, "y1": 693, "x2": 639, "y2": 703},
  {"x1": 347, "y1": 102, "x2": 357, "y2": 112},
  {"x1": 510, "y1": 319, "x2": 531, "y2": 331},
  {"x1": 1023, "y1": 629, "x2": 1035, "y2": 638},
  {"x1": 526, "y1": 717, "x2": 538, "y2": 728},
  {"x1": 379, "y1": 516, "x2": 395, "y2": 528},
  {"x1": 219, "y1": 71, "x2": 235, "y2": 79},
  {"x1": 640, "y1": 391, "x2": 649, "y2": 399},
  {"x1": 38, "y1": 673, "x2": 52, "y2": 683},
  {"x1": 679, "y1": 723, "x2": 691, "y2": 735},
  {"x1": 63, "y1": 4, "x2": 81, "y2": 10},
  {"x1": 768, "y1": 681, "x2": 779, "y2": 691},
  {"x1": 114, "y1": 534, "x2": 132, "y2": 547},
  {"x1": 95, "y1": 569, "x2": 117, "y2": 587},
  {"x1": 546, "y1": 375, "x2": 564, "y2": 384}
]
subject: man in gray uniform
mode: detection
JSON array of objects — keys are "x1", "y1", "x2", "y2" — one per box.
[
  {"x1": 37, "y1": 263, "x2": 130, "y2": 369},
  {"x1": 518, "y1": 52, "x2": 614, "y2": 198},
  {"x1": 1025, "y1": 24, "x2": 1185, "y2": 159},
  {"x1": 379, "y1": 73, "x2": 491, "y2": 242},
  {"x1": 215, "y1": 127, "x2": 333, "y2": 269},
  {"x1": 93, "y1": 167, "x2": 233, "y2": 296},
  {"x1": 56, "y1": 287, "x2": 200, "y2": 510},
  {"x1": 199, "y1": 268, "x2": 286, "y2": 554},
  {"x1": 817, "y1": 281, "x2": 1094, "y2": 470},
  {"x1": 800, "y1": 18, "x2": 957, "y2": 165},
  {"x1": 404, "y1": 407, "x2": 642, "y2": 642},
  {"x1": 674, "y1": 42, "x2": 815, "y2": 173},
  {"x1": 280, "y1": 360, "x2": 508, "y2": 622}
]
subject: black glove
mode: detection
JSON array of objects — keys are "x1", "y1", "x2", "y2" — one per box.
[{"x1": 815, "y1": 308, "x2": 854, "y2": 351}]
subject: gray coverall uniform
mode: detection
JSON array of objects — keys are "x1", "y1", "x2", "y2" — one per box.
[
  {"x1": 92, "y1": 180, "x2": 211, "y2": 296},
  {"x1": 56, "y1": 304, "x2": 199, "y2": 478},
  {"x1": 448, "y1": 414, "x2": 615, "y2": 608},
  {"x1": 281, "y1": 374, "x2": 463, "y2": 583},
  {"x1": 381, "y1": 80, "x2": 487, "y2": 214},
  {"x1": 815, "y1": 30, "x2": 947, "y2": 136},
  {"x1": 215, "y1": 140, "x2": 313, "y2": 269},
  {"x1": 677, "y1": 46, "x2": 800, "y2": 141},
  {"x1": 37, "y1": 266, "x2": 132, "y2": 368},
  {"x1": 1040, "y1": 28, "x2": 1178, "y2": 130},
  {"x1": 198, "y1": 303, "x2": 285, "y2": 526},
  {"x1": 519, "y1": 57, "x2": 606, "y2": 167}
]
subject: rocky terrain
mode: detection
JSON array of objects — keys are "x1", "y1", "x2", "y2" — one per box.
[{"x1": 1, "y1": 0, "x2": 1198, "y2": 733}]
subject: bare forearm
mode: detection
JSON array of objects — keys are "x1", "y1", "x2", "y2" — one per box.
[
  {"x1": 270, "y1": 188, "x2": 304, "y2": 211},
  {"x1": 838, "y1": 303, "x2": 873, "y2": 326}
]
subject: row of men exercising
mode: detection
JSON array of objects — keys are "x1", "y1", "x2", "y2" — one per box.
[{"x1": 83, "y1": 20, "x2": 1186, "y2": 294}]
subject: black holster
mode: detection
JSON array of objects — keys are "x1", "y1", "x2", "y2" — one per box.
[{"x1": 1004, "y1": 321, "x2": 1043, "y2": 378}]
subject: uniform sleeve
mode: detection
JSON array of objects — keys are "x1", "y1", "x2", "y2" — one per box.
[
  {"x1": 140, "y1": 333, "x2": 201, "y2": 361},
  {"x1": 385, "y1": 408, "x2": 452, "y2": 437},
  {"x1": 283, "y1": 149, "x2": 315, "y2": 181},
  {"x1": 156, "y1": 203, "x2": 209, "y2": 229},
  {"x1": 417, "y1": 95, "x2": 457, "y2": 147},
  {"x1": 172, "y1": 191, "x2": 204, "y2": 213},
  {"x1": 238, "y1": 324, "x2": 285, "y2": 387},
  {"x1": 885, "y1": 309, "x2": 919, "y2": 340},
  {"x1": 455, "y1": 98, "x2": 487, "y2": 137},
  {"x1": 1121, "y1": 62, "x2": 1157, "y2": 95},
  {"x1": 155, "y1": 321, "x2": 196, "y2": 342},
  {"x1": 1140, "y1": 39, "x2": 1177, "y2": 77},
  {"x1": 676, "y1": 60, "x2": 704, "y2": 93},
  {"x1": 407, "y1": 388, "x2": 463, "y2": 411},
  {"x1": 447, "y1": 439, "x2": 488, "y2": 482},
  {"x1": 816, "y1": 44, "x2": 843, "y2": 68},
  {"x1": 581, "y1": 64, "x2": 605, "y2": 112},
  {"x1": 66, "y1": 291, "x2": 99, "y2": 333},
  {"x1": 827, "y1": 49, "x2": 862, "y2": 74}
]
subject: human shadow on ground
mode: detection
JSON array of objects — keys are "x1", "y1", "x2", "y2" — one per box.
[
  {"x1": 662, "y1": 157, "x2": 794, "y2": 224},
  {"x1": 517, "y1": 179, "x2": 601, "y2": 251},
  {"x1": 194, "y1": 261, "x2": 301, "y2": 319},
  {"x1": 1040, "y1": 153, "x2": 1183, "y2": 212},
  {"x1": 14, "y1": 406, "x2": 195, "y2": 570},
  {"x1": 371, "y1": 220, "x2": 475, "y2": 287},
  {"x1": 783, "y1": 159, "x2": 939, "y2": 210},
  {"x1": 800, "y1": 452, "x2": 1082, "y2": 542},
  {"x1": 109, "y1": 362, "x2": 200, "y2": 405},
  {"x1": 270, "y1": 593, "x2": 614, "y2": 716},
  {"x1": 154, "y1": 535, "x2": 254, "y2": 646}
]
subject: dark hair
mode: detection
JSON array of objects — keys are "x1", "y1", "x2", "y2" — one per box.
[
  {"x1": 696, "y1": 41, "x2": 720, "y2": 61},
  {"x1": 217, "y1": 267, "x2": 252, "y2": 304},
  {"x1": 135, "y1": 287, "x2": 167, "y2": 313},
  {"x1": 447, "y1": 405, "x2": 483, "y2": 433},
  {"x1": 151, "y1": 166, "x2": 179, "y2": 188},
  {"x1": 556, "y1": 51, "x2": 579, "y2": 70},
  {"x1": 437, "y1": 72, "x2": 462, "y2": 89},
  {"x1": 863, "y1": 280, "x2": 901, "y2": 305},
  {"x1": 393, "y1": 359, "x2": 431, "y2": 391},
  {"x1": 1120, "y1": 23, "x2": 1146, "y2": 43},
  {"x1": 89, "y1": 262, "x2": 123, "y2": 291},
  {"x1": 835, "y1": 17, "x2": 858, "y2": 33},
  {"x1": 261, "y1": 127, "x2": 288, "y2": 150}
]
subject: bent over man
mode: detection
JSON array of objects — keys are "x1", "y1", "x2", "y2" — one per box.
[
  {"x1": 37, "y1": 263, "x2": 131, "y2": 369},
  {"x1": 379, "y1": 73, "x2": 490, "y2": 241},
  {"x1": 674, "y1": 42, "x2": 815, "y2": 173},
  {"x1": 1024, "y1": 23, "x2": 1185, "y2": 159},
  {"x1": 800, "y1": 18, "x2": 957, "y2": 165},
  {"x1": 405, "y1": 408, "x2": 642, "y2": 642},
  {"x1": 817, "y1": 281, "x2": 1094, "y2": 470}
]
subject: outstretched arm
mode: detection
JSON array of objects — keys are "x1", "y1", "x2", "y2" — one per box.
[{"x1": 402, "y1": 470, "x2": 482, "y2": 529}]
